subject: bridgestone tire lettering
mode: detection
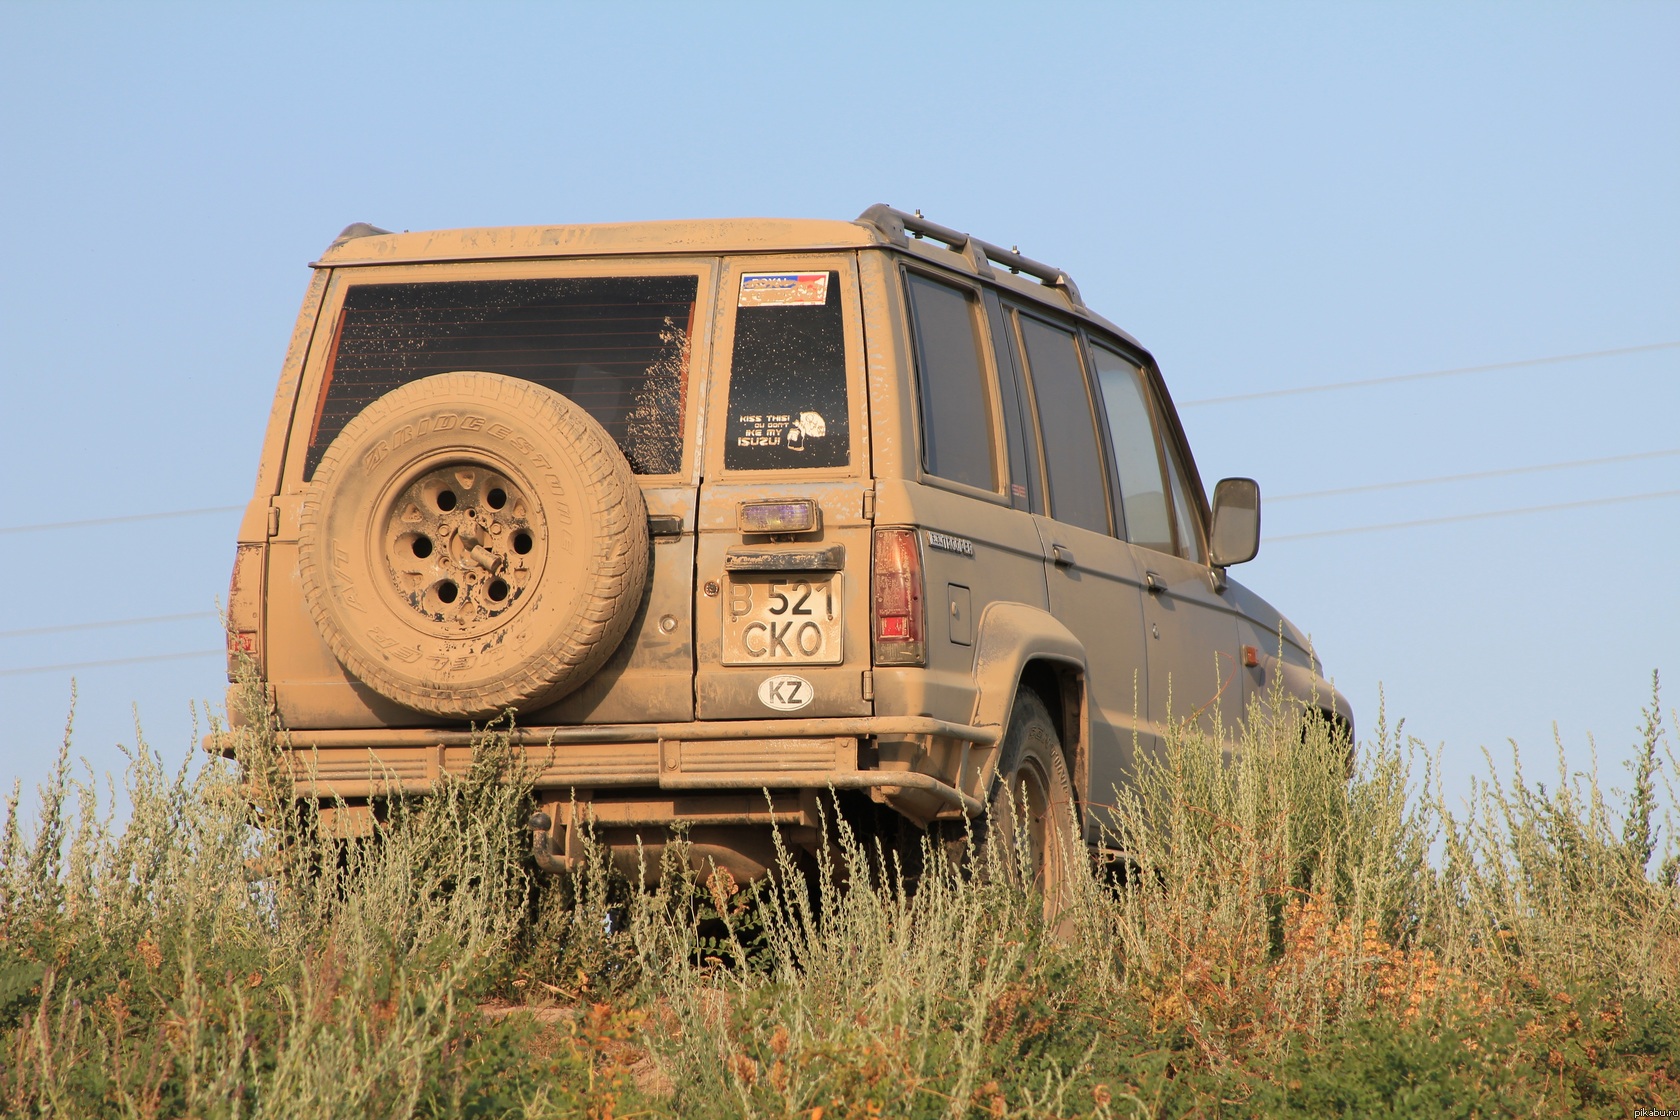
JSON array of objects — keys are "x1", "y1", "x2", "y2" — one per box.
[{"x1": 298, "y1": 370, "x2": 649, "y2": 719}]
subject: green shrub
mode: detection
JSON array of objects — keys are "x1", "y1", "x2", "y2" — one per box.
[{"x1": 0, "y1": 673, "x2": 1674, "y2": 1116}]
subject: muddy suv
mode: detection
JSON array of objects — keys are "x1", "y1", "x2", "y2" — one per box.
[{"x1": 220, "y1": 205, "x2": 1350, "y2": 887}]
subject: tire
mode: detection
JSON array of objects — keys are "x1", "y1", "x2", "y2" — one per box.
[
  {"x1": 298, "y1": 371, "x2": 649, "y2": 719},
  {"x1": 977, "y1": 689, "x2": 1080, "y2": 927}
]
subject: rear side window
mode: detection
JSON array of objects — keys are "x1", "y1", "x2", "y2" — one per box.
[
  {"x1": 1016, "y1": 314, "x2": 1110, "y2": 534},
  {"x1": 904, "y1": 274, "x2": 997, "y2": 491},
  {"x1": 983, "y1": 291, "x2": 1041, "y2": 513},
  {"x1": 1091, "y1": 345, "x2": 1174, "y2": 554},
  {"x1": 306, "y1": 275, "x2": 698, "y2": 479},
  {"x1": 724, "y1": 270, "x2": 850, "y2": 470}
]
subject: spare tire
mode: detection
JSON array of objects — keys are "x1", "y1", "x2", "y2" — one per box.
[{"x1": 297, "y1": 371, "x2": 649, "y2": 719}]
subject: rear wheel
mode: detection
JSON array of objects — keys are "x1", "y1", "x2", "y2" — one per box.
[{"x1": 976, "y1": 689, "x2": 1080, "y2": 927}]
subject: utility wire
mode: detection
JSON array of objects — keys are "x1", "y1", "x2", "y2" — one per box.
[
  {"x1": 12, "y1": 449, "x2": 1675, "y2": 639},
  {"x1": 0, "y1": 611, "x2": 221, "y2": 640},
  {"x1": 1180, "y1": 340, "x2": 1680, "y2": 408},
  {"x1": 1269, "y1": 448, "x2": 1680, "y2": 503},
  {"x1": 0, "y1": 649, "x2": 225, "y2": 677},
  {"x1": 0, "y1": 344, "x2": 1673, "y2": 534},
  {"x1": 4, "y1": 496, "x2": 1680, "y2": 667},
  {"x1": 1265, "y1": 488, "x2": 1680, "y2": 543},
  {"x1": 0, "y1": 505, "x2": 242, "y2": 536}
]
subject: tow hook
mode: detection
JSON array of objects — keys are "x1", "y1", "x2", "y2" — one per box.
[{"x1": 526, "y1": 811, "x2": 568, "y2": 873}]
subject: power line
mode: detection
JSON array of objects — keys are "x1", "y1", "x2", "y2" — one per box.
[
  {"x1": 0, "y1": 497, "x2": 1673, "y2": 664},
  {"x1": 0, "y1": 611, "x2": 221, "y2": 640},
  {"x1": 1180, "y1": 340, "x2": 1680, "y2": 408},
  {"x1": 0, "y1": 649, "x2": 225, "y2": 678},
  {"x1": 1265, "y1": 488, "x2": 1680, "y2": 543},
  {"x1": 0, "y1": 343, "x2": 1671, "y2": 536},
  {"x1": 0, "y1": 505, "x2": 242, "y2": 536},
  {"x1": 1269, "y1": 448, "x2": 1680, "y2": 504}
]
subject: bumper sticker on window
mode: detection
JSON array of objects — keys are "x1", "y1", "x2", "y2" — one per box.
[
  {"x1": 739, "y1": 272, "x2": 829, "y2": 307},
  {"x1": 735, "y1": 411, "x2": 829, "y2": 452}
]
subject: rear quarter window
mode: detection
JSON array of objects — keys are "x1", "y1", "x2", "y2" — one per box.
[
  {"x1": 305, "y1": 274, "x2": 699, "y2": 479},
  {"x1": 904, "y1": 273, "x2": 997, "y2": 491}
]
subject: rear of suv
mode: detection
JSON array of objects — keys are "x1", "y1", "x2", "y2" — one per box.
[{"x1": 221, "y1": 205, "x2": 1351, "y2": 886}]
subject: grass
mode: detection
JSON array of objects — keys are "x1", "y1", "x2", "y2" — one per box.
[{"x1": 1, "y1": 673, "x2": 1676, "y2": 1118}]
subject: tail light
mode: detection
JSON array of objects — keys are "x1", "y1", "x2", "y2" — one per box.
[
  {"x1": 227, "y1": 543, "x2": 264, "y2": 681},
  {"x1": 872, "y1": 528, "x2": 925, "y2": 666}
]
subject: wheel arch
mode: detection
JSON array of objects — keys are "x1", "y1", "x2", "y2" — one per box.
[
  {"x1": 1270, "y1": 652, "x2": 1356, "y2": 742},
  {"x1": 968, "y1": 602, "x2": 1090, "y2": 812}
]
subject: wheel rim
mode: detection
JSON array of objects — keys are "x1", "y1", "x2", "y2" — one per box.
[
  {"x1": 374, "y1": 459, "x2": 547, "y2": 639},
  {"x1": 1009, "y1": 759, "x2": 1054, "y2": 893}
]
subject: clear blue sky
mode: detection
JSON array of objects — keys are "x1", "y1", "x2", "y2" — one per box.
[{"x1": 2, "y1": 3, "x2": 1676, "y2": 817}]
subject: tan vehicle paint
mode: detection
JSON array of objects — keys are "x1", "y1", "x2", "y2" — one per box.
[{"x1": 217, "y1": 207, "x2": 1352, "y2": 882}]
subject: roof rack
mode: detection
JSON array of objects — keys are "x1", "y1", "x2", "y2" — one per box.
[
  {"x1": 326, "y1": 222, "x2": 393, "y2": 253},
  {"x1": 855, "y1": 204, "x2": 1084, "y2": 309}
]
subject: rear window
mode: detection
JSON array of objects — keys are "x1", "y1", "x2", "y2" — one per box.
[
  {"x1": 305, "y1": 275, "x2": 699, "y2": 479},
  {"x1": 723, "y1": 270, "x2": 850, "y2": 471}
]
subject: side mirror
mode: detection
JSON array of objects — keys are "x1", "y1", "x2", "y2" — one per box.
[{"x1": 1210, "y1": 478, "x2": 1261, "y2": 567}]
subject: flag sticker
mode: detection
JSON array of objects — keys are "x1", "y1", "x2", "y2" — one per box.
[{"x1": 739, "y1": 272, "x2": 829, "y2": 307}]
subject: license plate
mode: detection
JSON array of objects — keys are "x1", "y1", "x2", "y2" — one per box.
[{"x1": 721, "y1": 574, "x2": 844, "y2": 665}]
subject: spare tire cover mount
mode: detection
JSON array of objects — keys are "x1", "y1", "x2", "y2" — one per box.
[{"x1": 373, "y1": 457, "x2": 549, "y2": 641}]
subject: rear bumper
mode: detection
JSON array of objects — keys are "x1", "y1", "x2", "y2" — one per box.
[{"x1": 203, "y1": 715, "x2": 994, "y2": 815}]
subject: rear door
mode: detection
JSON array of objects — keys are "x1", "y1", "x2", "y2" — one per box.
[
  {"x1": 1005, "y1": 305, "x2": 1154, "y2": 825},
  {"x1": 274, "y1": 259, "x2": 714, "y2": 727},
  {"x1": 694, "y1": 254, "x2": 874, "y2": 719}
]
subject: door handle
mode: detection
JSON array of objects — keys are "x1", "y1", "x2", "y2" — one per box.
[
  {"x1": 1144, "y1": 570, "x2": 1167, "y2": 594},
  {"x1": 1051, "y1": 544, "x2": 1076, "y2": 568}
]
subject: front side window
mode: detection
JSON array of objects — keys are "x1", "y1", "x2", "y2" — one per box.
[
  {"x1": 1016, "y1": 314, "x2": 1110, "y2": 534},
  {"x1": 724, "y1": 270, "x2": 850, "y2": 471},
  {"x1": 306, "y1": 275, "x2": 698, "y2": 479},
  {"x1": 905, "y1": 273, "x2": 998, "y2": 491},
  {"x1": 1091, "y1": 345, "x2": 1174, "y2": 554},
  {"x1": 1163, "y1": 438, "x2": 1206, "y2": 563}
]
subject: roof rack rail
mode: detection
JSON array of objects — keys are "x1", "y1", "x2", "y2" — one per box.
[
  {"x1": 855, "y1": 204, "x2": 1084, "y2": 309},
  {"x1": 327, "y1": 222, "x2": 393, "y2": 253}
]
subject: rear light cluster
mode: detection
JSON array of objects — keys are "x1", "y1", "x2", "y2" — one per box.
[
  {"x1": 872, "y1": 528, "x2": 925, "y2": 666},
  {"x1": 227, "y1": 543, "x2": 264, "y2": 681}
]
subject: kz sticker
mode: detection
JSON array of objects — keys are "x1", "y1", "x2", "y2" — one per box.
[{"x1": 758, "y1": 674, "x2": 814, "y2": 711}]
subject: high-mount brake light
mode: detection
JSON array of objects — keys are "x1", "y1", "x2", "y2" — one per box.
[{"x1": 872, "y1": 528, "x2": 925, "y2": 666}]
